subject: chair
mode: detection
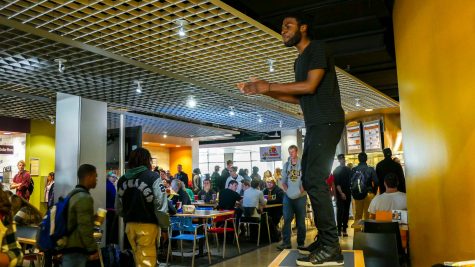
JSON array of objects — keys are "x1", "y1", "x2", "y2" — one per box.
[
  {"x1": 363, "y1": 220, "x2": 406, "y2": 263},
  {"x1": 15, "y1": 225, "x2": 43, "y2": 267},
  {"x1": 166, "y1": 216, "x2": 211, "y2": 267},
  {"x1": 238, "y1": 208, "x2": 270, "y2": 246},
  {"x1": 353, "y1": 231, "x2": 400, "y2": 267},
  {"x1": 207, "y1": 210, "x2": 241, "y2": 258}
]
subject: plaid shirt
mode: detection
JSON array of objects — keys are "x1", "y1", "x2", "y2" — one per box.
[{"x1": 0, "y1": 218, "x2": 23, "y2": 266}]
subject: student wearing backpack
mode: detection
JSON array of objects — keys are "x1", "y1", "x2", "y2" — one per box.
[
  {"x1": 351, "y1": 152, "x2": 379, "y2": 223},
  {"x1": 62, "y1": 164, "x2": 100, "y2": 267},
  {"x1": 10, "y1": 160, "x2": 32, "y2": 202}
]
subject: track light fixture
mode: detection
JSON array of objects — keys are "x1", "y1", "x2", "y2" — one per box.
[
  {"x1": 163, "y1": 132, "x2": 168, "y2": 138},
  {"x1": 229, "y1": 106, "x2": 235, "y2": 116},
  {"x1": 279, "y1": 120, "x2": 283, "y2": 128},
  {"x1": 257, "y1": 114, "x2": 263, "y2": 123},
  {"x1": 54, "y1": 58, "x2": 67, "y2": 73},
  {"x1": 186, "y1": 95, "x2": 197, "y2": 108},
  {"x1": 49, "y1": 115, "x2": 55, "y2": 125},
  {"x1": 355, "y1": 98, "x2": 361, "y2": 107}
]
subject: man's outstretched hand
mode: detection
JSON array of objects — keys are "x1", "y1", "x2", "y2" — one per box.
[{"x1": 236, "y1": 77, "x2": 270, "y2": 95}]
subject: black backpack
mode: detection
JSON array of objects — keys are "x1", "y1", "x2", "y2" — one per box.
[
  {"x1": 351, "y1": 169, "x2": 368, "y2": 200},
  {"x1": 28, "y1": 179, "x2": 34, "y2": 194}
]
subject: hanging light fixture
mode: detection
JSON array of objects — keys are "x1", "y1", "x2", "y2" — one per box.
[
  {"x1": 267, "y1": 59, "x2": 276, "y2": 72},
  {"x1": 54, "y1": 58, "x2": 67, "y2": 73},
  {"x1": 229, "y1": 106, "x2": 235, "y2": 116},
  {"x1": 163, "y1": 132, "x2": 168, "y2": 138},
  {"x1": 355, "y1": 98, "x2": 361, "y2": 107},
  {"x1": 134, "y1": 80, "x2": 142, "y2": 93},
  {"x1": 279, "y1": 120, "x2": 283, "y2": 128},
  {"x1": 186, "y1": 95, "x2": 197, "y2": 108},
  {"x1": 257, "y1": 114, "x2": 263, "y2": 123},
  {"x1": 175, "y1": 19, "x2": 188, "y2": 37},
  {"x1": 49, "y1": 115, "x2": 55, "y2": 125}
]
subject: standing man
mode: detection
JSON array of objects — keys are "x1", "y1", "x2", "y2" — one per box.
[
  {"x1": 352, "y1": 152, "x2": 379, "y2": 222},
  {"x1": 62, "y1": 164, "x2": 99, "y2": 267},
  {"x1": 333, "y1": 154, "x2": 352, "y2": 237},
  {"x1": 376, "y1": 148, "x2": 406, "y2": 193},
  {"x1": 210, "y1": 165, "x2": 221, "y2": 192},
  {"x1": 278, "y1": 145, "x2": 307, "y2": 251},
  {"x1": 174, "y1": 164, "x2": 189, "y2": 188},
  {"x1": 10, "y1": 160, "x2": 31, "y2": 201},
  {"x1": 219, "y1": 160, "x2": 233, "y2": 192},
  {"x1": 105, "y1": 171, "x2": 118, "y2": 245},
  {"x1": 237, "y1": 13, "x2": 345, "y2": 266}
]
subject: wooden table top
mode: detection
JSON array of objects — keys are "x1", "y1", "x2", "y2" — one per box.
[
  {"x1": 264, "y1": 203, "x2": 283, "y2": 208},
  {"x1": 17, "y1": 232, "x2": 103, "y2": 246},
  {"x1": 191, "y1": 202, "x2": 217, "y2": 207},
  {"x1": 173, "y1": 209, "x2": 234, "y2": 219}
]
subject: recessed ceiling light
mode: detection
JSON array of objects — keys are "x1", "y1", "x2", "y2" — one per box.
[
  {"x1": 176, "y1": 145, "x2": 181, "y2": 148},
  {"x1": 144, "y1": 142, "x2": 150, "y2": 145},
  {"x1": 163, "y1": 132, "x2": 168, "y2": 138},
  {"x1": 160, "y1": 144, "x2": 165, "y2": 146},
  {"x1": 3, "y1": 132, "x2": 12, "y2": 135},
  {"x1": 365, "y1": 108, "x2": 373, "y2": 112},
  {"x1": 186, "y1": 95, "x2": 197, "y2": 108},
  {"x1": 190, "y1": 135, "x2": 194, "y2": 142}
]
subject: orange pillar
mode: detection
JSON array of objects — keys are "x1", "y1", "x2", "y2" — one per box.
[{"x1": 393, "y1": 0, "x2": 475, "y2": 265}]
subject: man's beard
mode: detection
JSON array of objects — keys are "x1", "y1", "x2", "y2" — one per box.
[{"x1": 284, "y1": 31, "x2": 302, "y2": 47}]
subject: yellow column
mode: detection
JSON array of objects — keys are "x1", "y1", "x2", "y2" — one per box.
[{"x1": 394, "y1": 0, "x2": 475, "y2": 265}]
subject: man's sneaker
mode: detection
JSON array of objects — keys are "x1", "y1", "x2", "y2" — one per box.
[
  {"x1": 297, "y1": 245, "x2": 306, "y2": 251},
  {"x1": 276, "y1": 243, "x2": 291, "y2": 251},
  {"x1": 298, "y1": 238, "x2": 321, "y2": 255},
  {"x1": 296, "y1": 245, "x2": 344, "y2": 266}
]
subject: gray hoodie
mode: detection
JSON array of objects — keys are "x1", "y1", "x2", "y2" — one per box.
[{"x1": 281, "y1": 157, "x2": 307, "y2": 199}]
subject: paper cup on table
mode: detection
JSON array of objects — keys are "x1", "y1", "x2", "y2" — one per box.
[{"x1": 95, "y1": 208, "x2": 107, "y2": 226}]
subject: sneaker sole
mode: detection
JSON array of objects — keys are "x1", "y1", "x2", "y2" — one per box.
[
  {"x1": 298, "y1": 249, "x2": 311, "y2": 255},
  {"x1": 295, "y1": 259, "x2": 344, "y2": 266}
]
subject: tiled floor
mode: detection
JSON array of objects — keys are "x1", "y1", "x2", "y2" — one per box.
[{"x1": 212, "y1": 222, "x2": 355, "y2": 267}]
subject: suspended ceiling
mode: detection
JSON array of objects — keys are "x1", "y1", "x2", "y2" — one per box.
[{"x1": 0, "y1": 0, "x2": 398, "y2": 137}]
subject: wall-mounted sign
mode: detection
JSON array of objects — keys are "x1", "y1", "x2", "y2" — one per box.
[
  {"x1": 346, "y1": 123, "x2": 362, "y2": 154},
  {"x1": 363, "y1": 120, "x2": 383, "y2": 152},
  {"x1": 0, "y1": 145, "x2": 14, "y2": 155},
  {"x1": 30, "y1": 158, "x2": 40, "y2": 176},
  {"x1": 260, "y1": 146, "x2": 281, "y2": 162}
]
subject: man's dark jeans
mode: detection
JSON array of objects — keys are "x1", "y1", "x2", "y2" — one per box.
[
  {"x1": 301, "y1": 122, "x2": 344, "y2": 246},
  {"x1": 336, "y1": 194, "x2": 351, "y2": 232}
]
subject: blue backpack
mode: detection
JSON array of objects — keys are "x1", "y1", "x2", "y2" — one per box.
[{"x1": 37, "y1": 189, "x2": 83, "y2": 251}]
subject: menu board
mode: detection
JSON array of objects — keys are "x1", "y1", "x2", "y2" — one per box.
[
  {"x1": 346, "y1": 123, "x2": 362, "y2": 154},
  {"x1": 259, "y1": 146, "x2": 281, "y2": 162},
  {"x1": 363, "y1": 120, "x2": 382, "y2": 152}
]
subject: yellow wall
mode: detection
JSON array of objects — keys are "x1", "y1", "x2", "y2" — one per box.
[
  {"x1": 169, "y1": 147, "x2": 192, "y2": 187},
  {"x1": 143, "y1": 145, "x2": 170, "y2": 171},
  {"x1": 394, "y1": 1, "x2": 475, "y2": 265},
  {"x1": 25, "y1": 120, "x2": 55, "y2": 212}
]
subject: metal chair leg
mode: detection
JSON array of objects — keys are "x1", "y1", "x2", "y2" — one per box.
[
  {"x1": 234, "y1": 228, "x2": 241, "y2": 254},
  {"x1": 266, "y1": 214, "x2": 271, "y2": 244},
  {"x1": 191, "y1": 238, "x2": 196, "y2": 267},
  {"x1": 257, "y1": 223, "x2": 261, "y2": 246},
  {"x1": 205, "y1": 230, "x2": 211, "y2": 264},
  {"x1": 215, "y1": 233, "x2": 220, "y2": 252},
  {"x1": 223, "y1": 228, "x2": 227, "y2": 258},
  {"x1": 180, "y1": 240, "x2": 184, "y2": 260},
  {"x1": 166, "y1": 236, "x2": 172, "y2": 266}
]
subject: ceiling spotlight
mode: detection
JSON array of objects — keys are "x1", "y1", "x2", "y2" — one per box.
[
  {"x1": 163, "y1": 132, "x2": 168, "y2": 138},
  {"x1": 190, "y1": 135, "x2": 194, "y2": 141},
  {"x1": 365, "y1": 108, "x2": 373, "y2": 112},
  {"x1": 49, "y1": 115, "x2": 55, "y2": 125},
  {"x1": 134, "y1": 80, "x2": 143, "y2": 93},
  {"x1": 186, "y1": 95, "x2": 197, "y2": 108},
  {"x1": 355, "y1": 98, "x2": 361, "y2": 107},
  {"x1": 257, "y1": 114, "x2": 263, "y2": 123},
  {"x1": 54, "y1": 58, "x2": 67, "y2": 73},
  {"x1": 175, "y1": 19, "x2": 188, "y2": 37},
  {"x1": 229, "y1": 106, "x2": 235, "y2": 116},
  {"x1": 267, "y1": 59, "x2": 276, "y2": 72},
  {"x1": 176, "y1": 145, "x2": 181, "y2": 148},
  {"x1": 279, "y1": 120, "x2": 283, "y2": 128},
  {"x1": 3, "y1": 132, "x2": 12, "y2": 135}
]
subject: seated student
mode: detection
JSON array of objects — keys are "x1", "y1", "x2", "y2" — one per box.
[
  {"x1": 242, "y1": 179, "x2": 267, "y2": 218},
  {"x1": 262, "y1": 177, "x2": 284, "y2": 224},
  {"x1": 225, "y1": 166, "x2": 245, "y2": 195},
  {"x1": 10, "y1": 194, "x2": 43, "y2": 226},
  {"x1": 0, "y1": 187, "x2": 23, "y2": 267},
  {"x1": 197, "y1": 178, "x2": 216, "y2": 203},
  {"x1": 217, "y1": 180, "x2": 241, "y2": 210},
  {"x1": 368, "y1": 173, "x2": 407, "y2": 219},
  {"x1": 171, "y1": 179, "x2": 191, "y2": 205}
]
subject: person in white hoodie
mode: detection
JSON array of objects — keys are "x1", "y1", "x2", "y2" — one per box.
[{"x1": 277, "y1": 145, "x2": 307, "y2": 251}]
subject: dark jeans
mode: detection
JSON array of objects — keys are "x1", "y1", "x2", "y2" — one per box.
[
  {"x1": 301, "y1": 122, "x2": 344, "y2": 246},
  {"x1": 336, "y1": 195, "x2": 351, "y2": 232},
  {"x1": 282, "y1": 195, "x2": 307, "y2": 246}
]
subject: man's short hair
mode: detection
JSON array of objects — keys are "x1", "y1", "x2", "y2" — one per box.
[
  {"x1": 283, "y1": 13, "x2": 315, "y2": 39},
  {"x1": 226, "y1": 160, "x2": 233, "y2": 165},
  {"x1": 231, "y1": 166, "x2": 238, "y2": 172},
  {"x1": 128, "y1": 147, "x2": 152, "y2": 170},
  {"x1": 228, "y1": 180, "x2": 238, "y2": 187},
  {"x1": 252, "y1": 166, "x2": 259, "y2": 172},
  {"x1": 383, "y1": 148, "x2": 392, "y2": 158},
  {"x1": 77, "y1": 164, "x2": 96, "y2": 180},
  {"x1": 160, "y1": 169, "x2": 166, "y2": 174},
  {"x1": 214, "y1": 165, "x2": 220, "y2": 170},
  {"x1": 384, "y1": 173, "x2": 399, "y2": 188},
  {"x1": 337, "y1": 154, "x2": 345, "y2": 160},
  {"x1": 288, "y1": 145, "x2": 298, "y2": 151},
  {"x1": 242, "y1": 180, "x2": 250, "y2": 187},
  {"x1": 178, "y1": 164, "x2": 182, "y2": 167},
  {"x1": 358, "y1": 152, "x2": 368, "y2": 163},
  {"x1": 203, "y1": 178, "x2": 211, "y2": 183},
  {"x1": 251, "y1": 179, "x2": 260, "y2": 189}
]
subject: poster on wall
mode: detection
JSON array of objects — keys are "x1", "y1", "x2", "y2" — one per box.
[
  {"x1": 363, "y1": 120, "x2": 383, "y2": 152},
  {"x1": 30, "y1": 158, "x2": 40, "y2": 176},
  {"x1": 0, "y1": 145, "x2": 14, "y2": 155},
  {"x1": 260, "y1": 146, "x2": 281, "y2": 162},
  {"x1": 0, "y1": 134, "x2": 26, "y2": 177},
  {"x1": 346, "y1": 123, "x2": 362, "y2": 154}
]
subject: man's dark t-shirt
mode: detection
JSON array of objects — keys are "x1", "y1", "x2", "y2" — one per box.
[
  {"x1": 218, "y1": 188, "x2": 241, "y2": 210},
  {"x1": 333, "y1": 165, "x2": 352, "y2": 199},
  {"x1": 294, "y1": 40, "x2": 344, "y2": 125},
  {"x1": 376, "y1": 158, "x2": 406, "y2": 193}
]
